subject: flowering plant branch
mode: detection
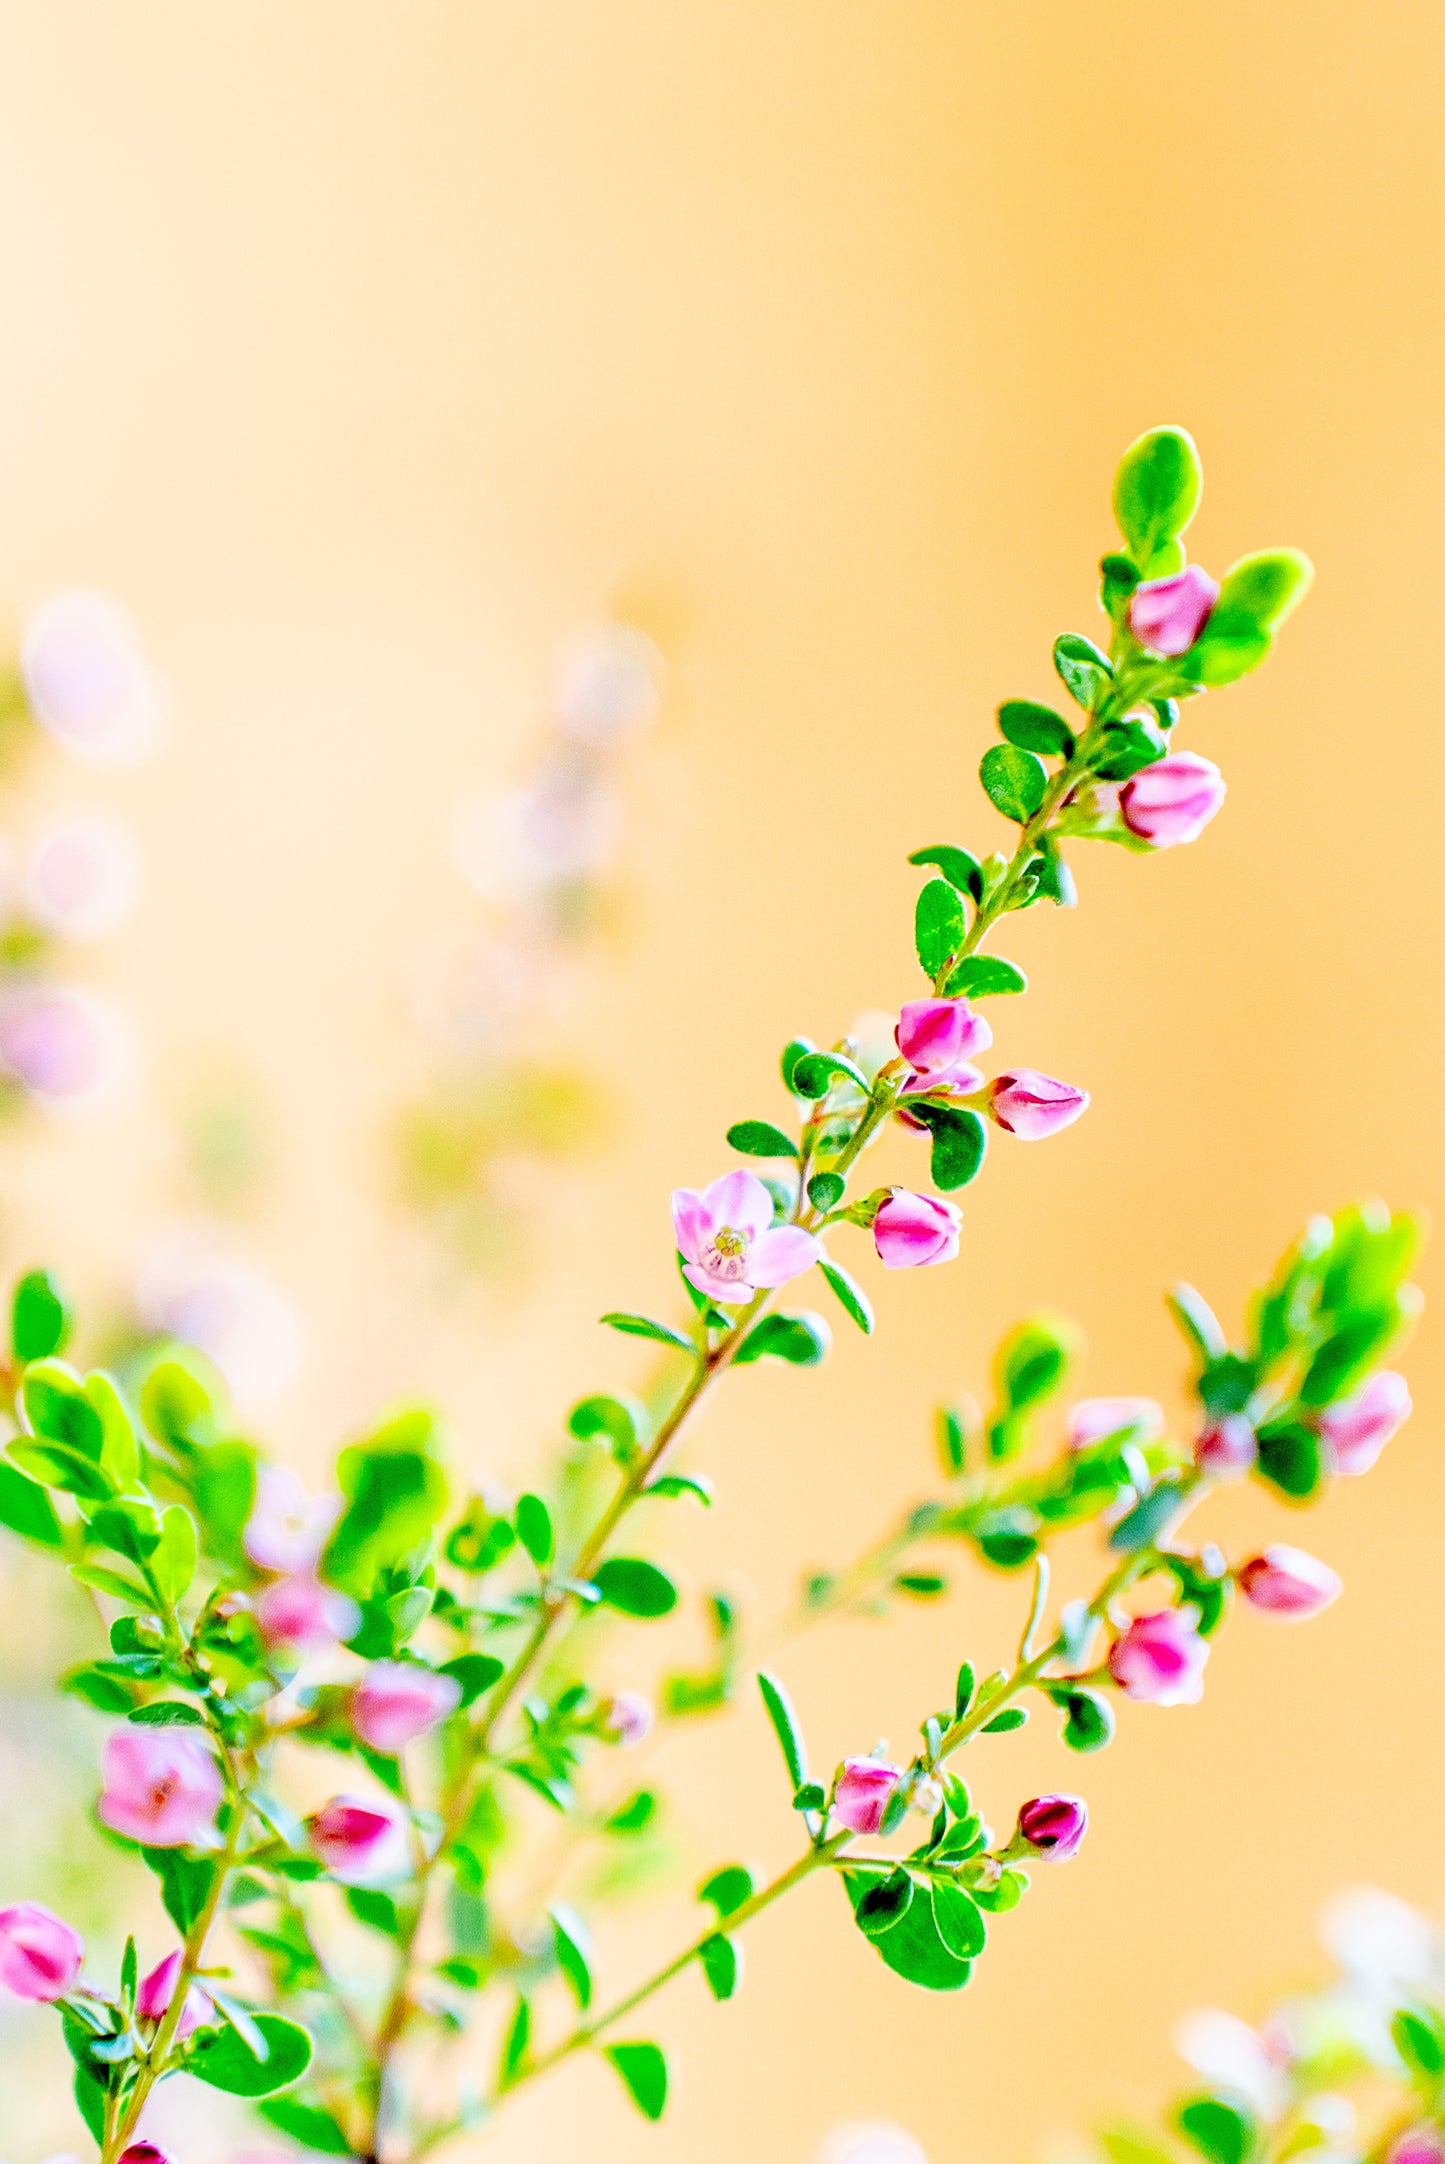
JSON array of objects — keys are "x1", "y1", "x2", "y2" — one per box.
[{"x1": 0, "y1": 431, "x2": 1419, "y2": 2164}]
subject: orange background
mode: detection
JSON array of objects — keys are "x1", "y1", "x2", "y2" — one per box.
[{"x1": 0, "y1": 4, "x2": 1442, "y2": 2160}]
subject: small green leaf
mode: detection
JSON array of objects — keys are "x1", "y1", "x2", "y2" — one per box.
[
  {"x1": 1053, "y1": 633, "x2": 1113, "y2": 711},
  {"x1": 699, "y1": 1931, "x2": 742, "y2": 2000},
  {"x1": 1055, "y1": 1686, "x2": 1115, "y2": 1753},
  {"x1": 498, "y1": 1994, "x2": 530, "y2": 2086},
  {"x1": 1255, "y1": 1421, "x2": 1322, "y2": 1500},
  {"x1": 997, "y1": 1314, "x2": 1078, "y2": 1411},
  {"x1": 345, "y1": 1887, "x2": 401, "y2": 1937},
  {"x1": 895, "y1": 1571, "x2": 946, "y2": 1597},
  {"x1": 725, "y1": 1120, "x2": 798, "y2": 1160},
  {"x1": 140, "y1": 1357, "x2": 218, "y2": 1452},
  {"x1": 1167, "y1": 1282, "x2": 1227, "y2": 1362},
  {"x1": 937, "y1": 1407, "x2": 966, "y2": 1476},
  {"x1": 906, "y1": 1102, "x2": 986, "y2": 1191},
  {"x1": 599, "y1": 1313, "x2": 695, "y2": 1354},
  {"x1": 943, "y1": 956, "x2": 1027, "y2": 998},
  {"x1": 186, "y1": 2011, "x2": 313, "y2": 2097},
  {"x1": 8, "y1": 1438, "x2": 110, "y2": 1498},
  {"x1": 756, "y1": 1669, "x2": 807, "y2": 1788},
  {"x1": 914, "y1": 878, "x2": 966, "y2": 978},
  {"x1": 1393, "y1": 2005, "x2": 1445, "y2": 2080},
  {"x1": 592, "y1": 1557, "x2": 679, "y2": 1619},
  {"x1": 11, "y1": 1269, "x2": 71, "y2": 1363},
  {"x1": 979, "y1": 745, "x2": 1047, "y2": 824},
  {"x1": 780, "y1": 1037, "x2": 819, "y2": 1094},
  {"x1": 791, "y1": 1051, "x2": 868, "y2": 1099},
  {"x1": 1107, "y1": 1477, "x2": 1187, "y2": 1552},
  {"x1": 568, "y1": 1393, "x2": 650, "y2": 1458},
  {"x1": 439, "y1": 1652, "x2": 505, "y2": 1706},
  {"x1": 605, "y1": 1789, "x2": 658, "y2": 1835},
  {"x1": 932, "y1": 1882, "x2": 987, "y2": 1960},
  {"x1": 972, "y1": 1866, "x2": 1028, "y2": 1913},
  {"x1": 734, "y1": 1312, "x2": 830, "y2": 1366},
  {"x1": 551, "y1": 1905, "x2": 594, "y2": 2009},
  {"x1": 127, "y1": 1700, "x2": 205, "y2": 1728},
  {"x1": 700, "y1": 1863, "x2": 756, "y2": 1917},
  {"x1": 856, "y1": 1868, "x2": 914, "y2": 1937},
  {"x1": 71, "y1": 1561, "x2": 152, "y2": 1602},
  {"x1": 1112, "y1": 426, "x2": 1203, "y2": 562},
  {"x1": 908, "y1": 844, "x2": 983, "y2": 902},
  {"x1": 0, "y1": 1463, "x2": 63, "y2": 1548},
  {"x1": 807, "y1": 1171, "x2": 845, "y2": 1212},
  {"x1": 515, "y1": 1493, "x2": 554, "y2": 1569},
  {"x1": 954, "y1": 1660, "x2": 975, "y2": 1717},
  {"x1": 819, "y1": 1261, "x2": 873, "y2": 1335},
  {"x1": 647, "y1": 1472, "x2": 714, "y2": 1505},
  {"x1": 982, "y1": 1706, "x2": 1027, "y2": 1734},
  {"x1": 20, "y1": 1361, "x2": 104, "y2": 1462},
  {"x1": 143, "y1": 1847, "x2": 217, "y2": 1936},
  {"x1": 605, "y1": 2040, "x2": 669, "y2": 2121},
  {"x1": 257, "y1": 2098, "x2": 354, "y2": 2154},
  {"x1": 151, "y1": 1505, "x2": 198, "y2": 1606},
  {"x1": 1176, "y1": 2095, "x2": 1257, "y2": 2164},
  {"x1": 998, "y1": 699, "x2": 1075, "y2": 757}
]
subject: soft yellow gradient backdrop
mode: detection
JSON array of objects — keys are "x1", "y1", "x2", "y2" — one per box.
[{"x1": 0, "y1": 5, "x2": 1441, "y2": 2160}]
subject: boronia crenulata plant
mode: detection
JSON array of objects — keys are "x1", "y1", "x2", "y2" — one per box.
[{"x1": 0, "y1": 430, "x2": 1422, "y2": 2164}]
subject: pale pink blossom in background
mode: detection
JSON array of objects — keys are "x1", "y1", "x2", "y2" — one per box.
[
  {"x1": 1319, "y1": 1886, "x2": 1434, "y2": 1988},
  {"x1": 1068, "y1": 1397, "x2": 1164, "y2": 1449},
  {"x1": 672, "y1": 1170, "x2": 820, "y2": 1304},
  {"x1": 20, "y1": 591, "x2": 165, "y2": 766},
  {"x1": 555, "y1": 623, "x2": 663, "y2": 747},
  {"x1": 24, "y1": 813, "x2": 142, "y2": 939},
  {"x1": 309, "y1": 1795, "x2": 409, "y2": 1883},
  {"x1": 452, "y1": 769, "x2": 621, "y2": 901},
  {"x1": 0, "y1": 1903, "x2": 83, "y2": 2002},
  {"x1": 97, "y1": 1727, "x2": 223, "y2": 1848},
  {"x1": 1319, "y1": 1372, "x2": 1412, "y2": 1476},
  {"x1": 602, "y1": 1690, "x2": 654, "y2": 1747},
  {"x1": 1128, "y1": 564, "x2": 1219, "y2": 655},
  {"x1": 244, "y1": 1464, "x2": 339, "y2": 1575},
  {"x1": 0, "y1": 984, "x2": 134, "y2": 1110},
  {"x1": 255, "y1": 1574, "x2": 359, "y2": 1658},
  {"x1": 351, "y1": 1662, "x2": 462, "y2": 1754},
  {"x1": 1238, "y1": 1545, "x2": 1342, "y2": 1619},
  {"x1": 1174, "y1": 2007, "x2": 1290, "y2": 2119},
  {"x1": 816, "y1": 2126, "x2": 929, "y2": 2164},
  {"x1": 137, "y1": 1232, "x2": 305, "y2": 1409}
]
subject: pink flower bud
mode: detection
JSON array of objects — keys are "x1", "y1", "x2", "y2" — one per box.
[
  {"x1": 1238, "y1": 1545, "x2": 1342, "y2": 1620},
  {"x1": 871, "y1": 1189, "x2": 962, "y2": 1270},
  {"x1": 309, "y1": 1795, "x2": 408, "y2": 1884},
  {"x1": 1016, "y1": 1793, "x2": 1088, "y2": 1861},
  {"x1": 98, "y1": 1727, "x2": 223, "y2": 1849},
  {"x1": 137, "y1": 1948, "x2": 213, "y2": 2039},
  {"x1": 254, "y1": 1574, "x2": 360, "y2": 1658},
  {"x1": 602, "y1": 1691, "x2": 654, "y2": 1747},
  {"x1": 0, "y1": 1902, "x2": 83, "y2": 2001},
  {"x1": 351, "y1": 1662, "x2": 462, "y2": 1755},
  {"x1": 895, "y1": 998, "x2": 992, "y2": 1078},
  {"x1": 1195, "y1": 1414, "x2": 1257, "y2": 1475},
  {"x1": 988, "y1": 1069, "x2": 1090, "y2": 1140},
  {"x1": 1107, "y1": 1608, "x2": 1210, "y2": 1706},
  {"x1": 1319, "y1": 1371, "x2": 1412, "y2": 1476},
  {"x1": 118, "y1": 2147, "x2": 178, "y2": 2164},
  {"x1": 833, "y1": 1757, "x2": 903, "y2": 1836},
  {"x1": 1120, "y1": 752, "x2": 1226, "y2": 848},
  {"x1": 1389, "y1": 2131, "x2": 1445, "y2": 2164},
  {"x1": 1068, "y1": 1398, "x2": 1164, "y2": 1450},
  {"x1": 1128, "y1": 565, "x2": 1220, "y2": 656},
  {"x1": 671, "y1": 1170, "x2": 821, "y2": 1305},
  {"x1": 243, "y1": 1466, "x2": 339, "y2": 1574}
]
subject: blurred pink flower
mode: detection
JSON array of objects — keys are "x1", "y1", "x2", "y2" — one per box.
[
  {"x1": 98, "y1": 1727, "x2": 223, "y2": 1848},
  {"x1": 1128, "y1": 566, "x2": 1219, "y2": 656},
  {"x1": 25, "y1": 814, "x2": 142, "y2": 939},
  {"x1": 310, "y1": 1795, "x2": 409, "y2": 1883},
  {"x1": 244, "y1": 1465, "x2": 339, "y2": 1575},
  {"x1": 0, "y1": 984, "x2": 133, "y2": 1108},
  {"x1": 0, "y1": 1902, "x2": 83, "y2": 2001},
  {"x1": 21, "y1": 591, "x2": 164, "y2": 766},
  {"x1": 255, "y1": 1574, "x2": 359, "y2": 1658},
  {"x1": 1238, "y1": 1545, "x2": 1342, "y2": 1619},
  {"x1": 1108, "y1": 1608, "x2": 1209, "y2": 1706},
  {"x1": 351, "y1": 1661, "x2": 462, "y2": 1754},
  {"x1": 1319, "y1": 1371, "x2": 1411, "y2": 1476}
]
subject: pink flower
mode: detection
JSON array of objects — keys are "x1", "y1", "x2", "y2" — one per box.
[
  {"x1": 310, "y1": 1795, "x2": 408, "y2": 1884},
  {"x1": 137, "y1": 1948, "x2": 213, "y2": 2039},
  {"x1": 872, "y1": 1190, "x2": 962, "y2": 1270},
  {"x1": 1389, "y1": 2132, "x2": 1445, "y2": 2164},
  {"x1": 0, "y1": 1902, "x2": 83, "y2": 2001},
  {"x1": 98, "y1": 1727, "x2": 223, "y2": 1849},
  {"x1": 988, "y1": 1069, "x2": 1090, "y2": 1139},
  {"x1": 20, "y1": 590, "x2": 165, "y2": 767},
  {"x1": 602, "y1": 1691, "x2": 654, "y2": 1747},
  {"x1": 117, "y1": 2147, "x2": 178, "y2": 2164},
  {"x1": 1195, "y1": 1414, "x2": 1257, "y2": 1475},
  {"x1": 351, "y1": 1662, "x2": 462, "y2": 1755},
  {"x1": 1120, "y1": 752, "x2": 1226, "y2": 848},
  {"x1": 0, "y1": 985, "x2": 132, "y2": 1107},
  {"x1": 26, "y1": 814, "x2": 142, "y2": 939},
  {"x1": 1319, "y1": 1371, "x2": 1412, "y2": 1476},
  {"x1": 1068, "y1": 1398, "x2": 1164, "y2": 1449},
  {"x1": 1015, "y1": 1794, "x2": 1088, "y2": 1861},
  {"x1": 1107, "y1": 1608, "x2": 1210, "y2": 1706},
  {"x1": 1238, "y1": 1545, "x2": 1342, "y2": 1620},
  {"x1": 895, "y1": 998, "x2": 992, "y2": 1079},
  {"x1": 1128, "y1": 565, "x2": 1219, "y2": 656},
  {"x1": 255, "y1": 1574, "x2": 359, "y2": 1658},
  {"x1": 244, "y1": 1465, "x2": 339, "y2": 1574},
  {"x1": 833, "y1": 1757, "x2": 903, "y2": 1836},
  {"x1": 671, "y1": 1171, "x2": 821, "y2": 1305}
]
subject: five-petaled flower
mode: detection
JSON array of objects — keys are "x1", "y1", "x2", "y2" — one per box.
[{"x1": 671, "y1": 1170, "x2": 821, "y2": 1305}]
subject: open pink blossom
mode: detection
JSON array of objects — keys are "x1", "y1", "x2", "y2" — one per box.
[
  {"x1": 1107, "y1": 1608, "x2": 1210, "y2": 1706},
  {"x1": 872, "y1": 1189, "x2": 961, "y2": 1270},
  {"x1": 98, "y1": 1726, "x2": 224, "y2": 1848},
  {"x1": 0, "y1": 1902, "x2": 83, "y2": 2001},
  {"x1": 1121, "y1": 752, "x2": 1226, "y2": 848},
  {"x1": 1068, "y1": 1398, "x2": 1164, "y2": 1449},
  {"x1": 895, "y1": 998, "x2": 992, "y2": 1079},
  {"x1": 244, "y1": 1465, "x2": 339, "y2": 1574},
  {"x1": 1128, "y1": 565, "x2": 1219, "y2": 656},
  {"x1": 988, "y1": 1069, "x2": 1090, "y2": 1139},
  {"x1": 602, "y1": 1691, "x2": 654, "y2": 1747},
  {"x1": 1238, "y1": 1546, "x2": 1342, "y2": 1619},
  {"x1": 1319, "y1": 1371, "x2": 1411, "y2": 1476},
  {"x1": 671, "y1": 1170, "x2": 820, "y2": 1305},
  {"x1": 1016, "y1": 1794, "x2": 1088, "y2": 1861},
  {"x1": 833, "y1": 1757, "x2": 902, "y2": 1835},
  {"x1": 255, "y1": 1574, "x2": 359, "y2": 1658},
  {"x1": 351, "y1": 1661, "x2": 462, "y2": 1754},
  {"x1": 137, "y1": 1947, "x2": 213, "y2": 2038},
  {"x1": 310, "y1": 1795, "x2": 409, "y2": 1884}
]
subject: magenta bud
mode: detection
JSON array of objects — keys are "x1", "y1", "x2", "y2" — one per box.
[
  {"x1": 1238, "y1": 1545, "x2": 1342, "y2": 1620},
  {"x1": 1195, "y1": 1414, "x2": 1257, "y2": 1475},
  {"x1": 1319, "y1": 1370, "x2": 1412, "y2": 1476},
  {"x1": 988, "y1": 1069, "x2": 1089, "y2": 1140},
  {"x1": 871, "y1": 1189, "x2": 962, "y2": 1270},
  {"x1": 1127, "y1": 564, "x2": 1219, "y2": 657},
  {"x1": 137, "y1": 1947, "x2": 212, "y2": 2039},
  {"x1": 0, "y1": 1901, "x2": 83, "y2": 2002},
  {"x1": 895, "y1": 998, "x2": 992, "y2": 1078},
  {"x1": 118, "y1": 2147, "x2": 179, "y2": 2164},
  {"x1": 1016, "y1": 1793, "x2": 1088, "y2": 1861},
  {"x1": 1120, "y1": 752, "x2": 1226, "y2": 848},
  {"x1": 309, "y1": 1795, "x2": 407, "y2": 1884},
  {"x1": 833, "y1": 1756, "x2": 903, "y2": 1835},
  {"x1": 1107, "y1": 1608, "x2": 1210, "y2": 1706},
  {"x1": 351, "y1": 1661, "x2": 462, "y2": 1755},
  {"x1": 97, "y1": 1727, "x2": 224, "y2": 1850},
  {"x1": 602, "y1": 1691, "x2": 654, "y2": 1747}
]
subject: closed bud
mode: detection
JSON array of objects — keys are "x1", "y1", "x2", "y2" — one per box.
[
  {"x1": 988, "y1": 1069, "x2": 1090, "y2": 1140},
  {"x1": 833, "y1": 1757, "x2": 903, "y2": 1836},
  {"x1": 601, "y1": 1691, "x2": 655, "y2": 1747},
  {"x1": 118, "y1": 2148, "x2": 179, "y2": 2164},
  {"x1": 1015, "y1": 1793, "x2": 1088, "y2": 1861},
  {"x1": 1128, "y1": 565, "x2": 1219, "y2": 656},
  {"x1": 1107, "y1": 1607, "x2": 1209, "y2": 1706},
  {"x1": 1120, "y1": 752, "x2": 1226, "y2": 848},
  {"x1": 137, "y1": 1948, "x2": 212, "y2": 2039},
  {"x1": 1318, "y1": 1370, "x2": 1411, "y2": 1476},
  {"x1": 1195, "y1": 1414, "x2": 1257, "y2": 1475},
  {"x1": 872, "y1": 1190, "x2": 961, "y2": 1270},
  {"x1": 0, "y1": 1902, "x2": 83, "y2": 2002},
  {"x1": 351, "y1": 1662, "x2": 462, "y2": 1755},
  {"x1": 309, "y1": 1795, "x2": 408, "y2": 1884},
  {"x1": 1238, "y1": 1545, "x2": 1342, "y2": 1620},
  {"x1": 895, "y1": 998, "x2": 991, "y2": 1077}
]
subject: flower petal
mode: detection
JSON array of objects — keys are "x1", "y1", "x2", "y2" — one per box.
[
  {"x1": 747, "y1": 1225, "x2": 821, "y2": 1289},
  {"x1": 670, "y1": 1187, "x2": 710, "y2": 1262},
  {"x1": 682, "y1": 1261, "x2": 753, "y2": 1305},
  {"x1": 702, "y1": 1168, "x2": 773, "y2": 1239}
]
